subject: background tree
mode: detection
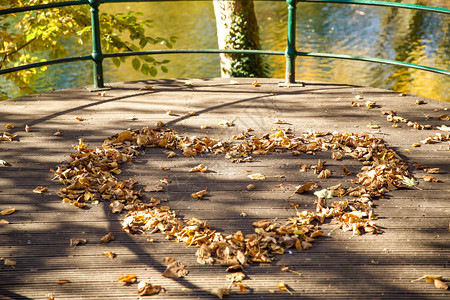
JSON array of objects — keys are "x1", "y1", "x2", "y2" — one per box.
[
  {"x1": 213, "y1": 0, "x2": 268, "y2": 77},
  {"x1": 0, "y1": 0, "x2": 175, "y2": 98}
]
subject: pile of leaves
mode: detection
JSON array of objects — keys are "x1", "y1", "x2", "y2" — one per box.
[{"x1": 52, "y1": 126, "x2": 417, "y2": 269}]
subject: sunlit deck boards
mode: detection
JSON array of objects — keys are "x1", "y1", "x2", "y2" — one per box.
[{"x1": 0, "y1": 78, "x2": 449, "y2": 299}]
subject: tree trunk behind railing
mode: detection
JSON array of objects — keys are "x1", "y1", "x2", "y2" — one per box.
[{"x1": 213, "y1": 0, "x2": 268, "y2": 78}]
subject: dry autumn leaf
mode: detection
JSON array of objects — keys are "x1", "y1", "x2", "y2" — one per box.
[
  {"x1": 248, "y1": 173, "x2": 266, "y2": 180},
  {"x1": 1, "y1": 208, "x2": 16, "y2": 215},
  {"x1": 0, "y1": 219, "x2": 10, "y2": 224},
  {"x1": 137, "y1": 280, "x2": 165, "y2": 296},
  {"x1": 211, "y1": 287, "x2": 230, "y2": 299},
  {"x1": 434, "y1": 279, "x2": 449, "y2": 290},
  {"x1": 5, "y1": 123, "x2": 14, "y2": 129},
  {"x1": 75, "y1": 116, "x2": 85, "y2": 121},
  {"x1": 144, "y1": 185, "x2": 164, "y2": 192},
  {"x1": 317, "y1": 169, "x2": 331, "y2": 179},
  {"x1": 226, "y1": 272, "x2": 245, "y2": 283},
  {"x1": 423, "y1": 175, "x2": 438, "y2": 182},
  {"x1": 56, "y1": 279, "x2": 71, "y2": 285},
  {"x1": 103, "y1": 251, "x2": 115, "y2": 259},
  {"x1": 25, "y1": 124, "x2": 31, "y2": 132},
  {"x1": 293, "y1": 182, "x2": 317, "y2": 194},
  {"x1": 70, "y1": 238, "x2": 87, "y2": 247},
  {"x1": 3, "y1": 258, "x2": 16, "y2": 266},
  {"x1": 33, "y1": 186, "x2": 48, "y2": 194},
  {"x1": 219, "y1": 120, "x2": 234, "y2": 127},
  {"x1": 118, "y1": 274, "x2": 137, "y2": 284},
  {"x1": 280, "y1": 265, "x2": 302, "y2": 276},
  {"x1": 163, "y1": 256, "x2": 174, "y2": 263},
  {"x1": 162, "y1": 261, "x2": 188, "y2": 278},
  {"x1": 100, "y1": 232, "x2": 115, "y2": 243},
  {"x1": 277, "y1": 281, "x2": 293, "y2": 294},
  {"x1": 189, "y1": 164, "x2": 208, "y2": 173},
  {"x1": 192, "y1": 188, "x2": 208, "y2": 200}
]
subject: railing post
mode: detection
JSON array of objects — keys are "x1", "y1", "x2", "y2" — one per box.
[
  {"x1": 88, "y1": 0, "x2": 104, "y2": 89},
  {"x1": 285, "y1": 0, "x2": 298, "y2": 85}
]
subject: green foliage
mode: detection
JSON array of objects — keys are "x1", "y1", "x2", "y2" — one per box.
[{"x1": 0, "y1": 0, "x2": 175, "y2": 98}]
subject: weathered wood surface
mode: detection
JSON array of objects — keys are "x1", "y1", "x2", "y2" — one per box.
[{"x1": 0, "y1": 78, "x2": 449, "y2": 299}]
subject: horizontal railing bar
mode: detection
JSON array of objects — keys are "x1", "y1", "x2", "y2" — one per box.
[
  {"x1": 103, "y1": 49, "x2": 285, "y2": 58},
  {"x1": 296, "y1": 51, "x2": 450, "y2": 75},
  {"x1": 301, "y1": 0, "x2": 450, "y2": 14},
  {"x1": 0, "y1": 1, "x2": 88, "y2": 16},
  {"x1": 0, "y1": 56, "x2": 92, "y2": 75}
]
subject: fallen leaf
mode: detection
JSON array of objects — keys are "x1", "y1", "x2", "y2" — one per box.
[
  {"x1": 25, "y1": 124, "x2": 31, "y2": 132},
  {"x1": 293, "y1": 182, "x2": 317, "y2": 194},
  {"x1": 192, "y1": 188, "x2": 207, "y2": 200},
  {"x1": 331, "y1": 151, "x2": 343, "y2": 160},
  {"x1": 219, "y1": 120, "x2": 234, "y2": 127},
  {"x1": 100, "y1": 232, "x2": 115, "y2": 243},
  {"x1": 277, "y1": 281, "x2": 293, "y2": 294},
  {"x1": 252, "y1": 80, "x2": 260, "y2": 87},
  {"x1": 109, "y1": 201, "x2": 124, "y2": 213},
  {"x1": 317, "y1": 169, "x2": 331, "y2": 179},
  {"x1": 189, "y1": 164, "x2": 208, "y2": 173},
  {"x1": 54, "y1": 130, "x2": 61, "y2": 136},
  {"x1": 415, "y1": 99, "x2": 426, "y2": 105},
  {"x1": 75, "y1": 116, "x2": 85, "y2": 121},
  {"x1": 252, "y1": 219, "x2": 270, "y2": 229},
  {"x1": 226, "y1": 272, "x2": 245, "y2": 283},
  {"x1": 247, "y1": 184, "x2": 255, "y2": 190},
  {"x1": 188, "y1": 111, "x2": 196, "y2": 116},
  {"x1": 144, "y1": 185, "x2": 164, "y2": 192},
  {"x1": 163, "y1": 256, "x2": 174, "y2": 263},
  {"x1": 0, "y1": 219, "x2": 10, "y2": 224},
  {"x1": 57, "y1": 279, "x2": 71, "y2": 285},
  {"x1": 70, "y1": 238, "x2": 87, "y2": 247},
  {"x1": 423, "y1": 175, "x2": 438, "y2": 182},
  {"x1": 162, "y1": 261, "x2": 188, "y2": 278},
  {"x1": 434, "y1": 279, "x2": 448, "y2": 290},
  {"x1": 248, "y1": 173, "x2": 266, "y2": 180},
  {"x1": 342, "y1": 166, "x2": 353, "y2": 175},
  {"x1": 436, "y1": 125, "x2": 449, "y2": 132},
  {"x1": 118, "y1": 273, "x2": 137, "y2": 284},
  {"x1": 401, "y1": 176, "x2": 418, "y2": 187},
  {"x1": 1, "y1": 208, "x2": 16, "y2": 215},
  {"x1": 314, "y1": 189, "x2": 333, "y2": 199},
  {"x1": 73, "y1": 139, "x2": 87, "y2": 153},
  {"x1": 280, "y1": 266, "x2": 302, "y2": 276},
  {"x1": 367, "y1": 124, "x2": 380, "y2": 129},
  {"x1": 365, "y1": 101, "x2": 376, "y2": 108},
  {"x1": 3, "y1": 258, "x2": 16, "y2": 266},
  {"x1": 200, "y1": 125, "x2": 209, "y2": 129},
  {"x1": 5, "y1": 123, "x2": 14, "y2": 129},
  {"x1": 160, "y1": 178, "x2": 172, "y2": 184},
  {"x1": 137, "y1": 280, "x2": 165, "y2": 296},
  {"x1": 103, "y1": 251, "x2": 115, "y2": 259},
  {"x1": 424, "y1": 168, "x2": 440, "y2": 174},
  {"x1": 156, "y1": 121, "x2": 165, "y2": 127},
  {"x1": 438, "y1": 114, "x2": 449, "y2": 121},
  {"x1": 33, "y1": 186, "x2": 48, "y2": 194}
]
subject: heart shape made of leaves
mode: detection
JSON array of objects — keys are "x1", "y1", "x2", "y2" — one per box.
[{"x1": 53, "y1": 127, "x2": 413, "y2": 268}]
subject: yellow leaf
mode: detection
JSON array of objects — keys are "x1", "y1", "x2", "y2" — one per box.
[
  {"x1": 57, "y1": 279, "x2": 71, "y2": 285},
  {"x1": 5, "y1": 123, "x2": 15, "y2": 129},
  {"x1": 3, "y1": 258, "x2": 16, "y2": 266},
  {"x1": 33, "y1": 186, "x2": 48, "y2": 194},
  {"x1": 75, "y1": 116, "x2": 85, "y2": 121},
  {"x1": 276, "y1": 282, "x2": 292, "y2": 294},
  {"x1": 248, "y1": 173, "x2": 266, "y2": 180},
  {"x1": 192, "y1": 188, "x2": 207, "y2": 200},
  {"x1": 103, "y1": 251, "x2": 115, "y2": 259},
  {"x1": 1, "y1": 208, "x2": 15, "y2": 215},
  {"x1": 118, "y1": 273, "x2": 136, "y2": 283}
]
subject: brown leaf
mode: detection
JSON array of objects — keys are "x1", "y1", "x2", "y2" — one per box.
[
  {"x1": 33, "y1": 186, "x2": 48, "y2": 194},
  {"x1": 0, "y1": 219, "x2": 10, "y2": 224},
  {"x1": 1, "y1": 208, "x2": 16, "y2": 215},
  {"x1": 434, "y1": 279, "x2": 449, "y2": 290},
  {"x1": 438, "y1": 114, "x2": 449, "y2": 121},
  {"x1": 331, "y1": 151, "x2": 343, "y2": 160},
  {"x1": 137, "y1": 281, "x2": 165, "y2": 296},
  {"x1": 342, "y1": 166, "x2": 353, "y2": 175},
  {"x1": 160, "y1": 178, "x2": 172, "y2": 184},
  {"x1": 423, "y1": 175, "x2": 438, "y2": 182},
  {"x1": 161, "y1": 261, "x2": 188, "y2": 278},
  {"x1": 163, "y1": 256, "x2": 174, "y2": 263},
  {"x1": 75, "y1": 116, "x2": 85, "y2": 121},
  {"x1": 100, "y1": 232, "x2": 115, "y2": 243},
  {"x1": 424, "y1": 168, "x2": 440, "y2": 174},
  {"x1": 189, "y1": 164, "x2": 208, "y2": 173},
  {"x1": 247, "y1": 184, "x2": 255, "y2": 190},
  {"x1": 103, "y1": 251, "x2": 115, "y2": 259},
  {"x1": 252, "y1": 219, "x2": 270, "y2": 229},
  {"x1": 226, "y1": 272, "x2": 245, "y2": 283},
  {"x1": 192, "y1": 188, "x2": 207, "y2": 200},
  {"x1": 248, "y1": 173, "x2": 266, "y2": 180},
  {"x1": 109, "y1": 201, "x2": 124, "y2": 214},
  {"x1": 3, "y1": 258, "x2": 16, "y2": 266},
  {"x1": 277, "y1": 281, "x2": 293, "y2": 294},
  {"x1": 144, "y1": 185, "x2": 164, "y2": 192},
  {"x1": 70, "y1": 238, "x2": 87, "y2": 247},
  {"x1": 317, "y1": 169, "x2": 331, "y2": 179},
  {"x1": 293, "y1": 182, "x2": 317, "y2": 194},
  {"x1": 57, "y1": 279, "x2": 71, "y2": 285}
]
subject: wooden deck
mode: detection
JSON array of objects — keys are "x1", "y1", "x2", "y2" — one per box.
[{"x1": 0, "y1": 78, "x2": 449, "y2": 299}]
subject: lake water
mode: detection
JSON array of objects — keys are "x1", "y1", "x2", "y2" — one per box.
[{"x1": 1, "y1": 0, "x2": 449, "y2": 101}]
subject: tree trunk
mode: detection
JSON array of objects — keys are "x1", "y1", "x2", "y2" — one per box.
[{"x1": 213, "y1": 0, "x2": 267, "y2": 77}]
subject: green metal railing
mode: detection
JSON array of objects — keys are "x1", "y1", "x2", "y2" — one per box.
[{"x1": 1, "y1": 0, "x2": 449, "y2": 90}]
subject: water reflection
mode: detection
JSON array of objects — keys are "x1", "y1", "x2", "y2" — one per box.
[{"x1": 1, "y1": 0, "x2": 448, "y2": 101}]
